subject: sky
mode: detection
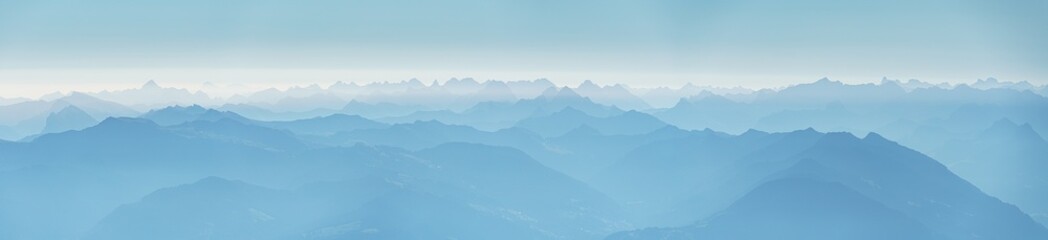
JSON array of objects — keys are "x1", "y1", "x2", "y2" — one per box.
[{"x1": 1, "y1": 0, "x2": 1046, "y2": 98}]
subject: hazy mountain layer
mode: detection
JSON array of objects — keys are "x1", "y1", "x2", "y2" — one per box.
[{"x1": 1, "y1": 78, "x2": 1046, "y2": 239}]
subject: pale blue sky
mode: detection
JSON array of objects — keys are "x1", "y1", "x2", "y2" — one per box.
[{"x1": 0, "y1": 0, "x2": 1046, "y2": 93}]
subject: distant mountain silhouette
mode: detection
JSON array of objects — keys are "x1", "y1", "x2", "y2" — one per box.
[
  {"x1": 574, "y1": 80, "x2": 651, "y2": 110},
  {"x1": 174, "y1": 118, "x2": 309, "y2": 151},
  {"x1": 326, "y1": 120, "x2": 540, "y2": 151},
  {"x1": 0, "y1": 92, "x2": 139, "y2": 140},
  {"x1": 216, "y1": 103, "x2": 342, "y2": 121},
  {"x1": 90, "y1": 80, "x2": 214, "y2": 111},
  {"x1": 380, "y1": 87, "x2": 623, "y2": 131},
  {"x1": 654, "y1": 95, "x2": 755, "y2": 133},
  {"x1": 41, "y1": 105, "x2": 98, "y2": 134},
  {"x1": 505, "y1": 78, "x2": 557, "y2": 99},
  {"x1": 335, "y1": 100, "x2": 432, "y2": 119},
  {"x1": 143, "y1": 105, "x2": 389, "y2": 138},
  {"x1": 141, "y1": 105, "x2": 252, "y2": 126},
  {"x1": 515, "y1": 107, "x2": 667, "y2": 137},
  {"x1": 3, "y1": 77, "x2": 1048, "y2": 239},
  {"x1": 259, "y1": 114, "x2": 387, "y2": 136}
]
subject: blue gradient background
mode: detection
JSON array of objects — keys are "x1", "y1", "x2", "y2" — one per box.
[{"x1": 0, "y1": 0, "x2": 1045, "y2": 89}]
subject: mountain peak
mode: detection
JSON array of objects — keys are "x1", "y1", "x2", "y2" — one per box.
[
  {"x1": 478, "y1": 80, "x2": 515, "y2": 97},
  {"x1": 540, "y1": 87, "x2": 583, "y2": 100},
  {"x1": 814, "y1": 132, "x2": 862, "y2": 147},
  {"x1": 671, "y1": 98, "x2": 693, "y2": 108},
  {"x1": 406, "y1": 78, "x2": 424, "y2": 87},
  {"x1": 810, "y1": 77, "x2": 843, "y2": 86},
  {"x1": 53, "y1": 105, "x2": 90, "y2": 116},
  {"x1": 796, "y1": 127, "x2": 819, "y2": 134},
  {"x1": 862, "y1": 132, "x2": 892, "y2": 144},
  {"x1": 980, "y1": 118, "x2": 1046, "y2": 143},
  {"x1": 58, "y1": 91, "x2": 104, "y2": 103},
  {"x1": 151, "y1": 104, "x2": 208, "y2": 115},
  {"x1": 141, "y1": 105, "x2": 247, "y2": 126},
  {"x1": 42, "y1": 105, "x2": 99, "y2": 134},
  {"x1": 142, "y1": 80, "x2": 161, "y2": 89},
  {"x1": 578, "y1": 80, "x2": 600, "y2": 89},
  {"x1": 94, "y1": 117, "x2": 160, "y2": 131},
  {"x1": 978, "y1": 77, "x2": 999, "y2": 84},
  {"x1": 553, "y1": 106, "x2": 587, "y2": 115},
  {"x1": 741, "y1": 129, "x2": 770, "y2": 138}
]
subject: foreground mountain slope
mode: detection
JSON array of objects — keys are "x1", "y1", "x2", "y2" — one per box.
[
  {"x1": 79, "y1": 143, "x2": 630, "y2": 240},
  {"x1": 608, "y1": 178, "x2": 943, "y2": 240},
  {"x1": 932, "y1": 119, "x2": 1048, "y2": 225},
  {"x1": 84, "y1": 177, "x2": 301, "y2": 240},
  {"x1": 601, "y1": 131, "x2": 1048, "y2": 239}
]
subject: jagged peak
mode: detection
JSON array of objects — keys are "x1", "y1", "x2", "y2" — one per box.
[
  {"x1": 977, "y1": 77, "x2": 999, "y2": 84},
  {"x1": 152, "y1": 104, "x2": 207, "y2": 114},
  {"x1": 578, "y1": 80, "x2": 600, "y2": 89},
  {"x1": 480, "y1": 80, "x2": 512, "y2": 89},
  {"x1": 445, "y1": 77, "x2": 479, "y2": 85},
  {"x1": 539, "y1": 86, "x2": 583, "y2": 100},
  {"x1": 616, "y1": 110, "x2": 659, "y2": 121},
  {"x1": 879, "y1": 77, "x2": 902, "y2": 86},
  {"x1": 790, "y1": 127, "x2": 821, "y2": 135}
]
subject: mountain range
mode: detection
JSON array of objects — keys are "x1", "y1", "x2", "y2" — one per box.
[{"x1": 2, "y1": 78, "x2": 1047, "y2": 239}]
